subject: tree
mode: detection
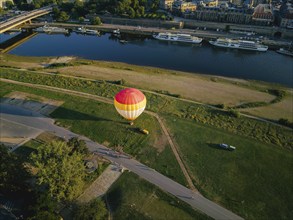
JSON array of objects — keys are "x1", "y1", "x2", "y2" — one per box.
[
  {"x1": 58, "y1": 11, "x2": 70, "y2": 21},
  {"x1": 73, "y1": 199, "x2": 107, "y2": 220},
  {"x1": 91, "y1": 16, "x2": 102, "y2": 25},
  {"x1": 67, "y1": 137, "x2": 89, "y2": 155},
  {"x1": 0, "y1": 144, "x2": 29, "y2": 194},
  {"x1": 30, "y1": 141, "x2": 86, "y2": 202},
  {"x1": 5, "y1": 1, "x2": 14, "y2": 9},
  {"x1": 28, "y1": 193, "x2": 59, "y2": 220}
]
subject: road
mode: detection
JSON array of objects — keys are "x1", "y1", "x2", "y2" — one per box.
[{"x1": 0, "y1": 103, "x2": 244, "y2": 220}]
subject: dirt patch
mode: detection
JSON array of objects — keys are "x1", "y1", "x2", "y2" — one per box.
[
  {"x1": 0, "y1": 60, "x2": 43, "y2": 69},
  {"x1": 43, "y1": 56, "x2": 76, "y2": 66},
  {"x1": 36, "y1": 132, "x2": 63, "y2": 143},
  {"x1": 0, "y1": 137, "x2": 27, "y2": 149},
  {"x1": 153, "y1": 133, "x2": 168, "y2": 153},
  {"x1": 241, "y1": 95, "x2": 293, "y2": 122},
  {"x1": 2, "y1": 91, "x2": 64, "y2": 116},
  {"x1": 54, "y1": 65, "x2": 275, "y2": 106}
]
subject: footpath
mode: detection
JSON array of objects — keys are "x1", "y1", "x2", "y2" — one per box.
[{"x1": 77, "y1": 164, "x2": 122, "y2": 203}]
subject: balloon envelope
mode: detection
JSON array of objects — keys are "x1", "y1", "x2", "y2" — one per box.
[{"x1": 114, "y1": 88, "x2": 146, "y2": 121}]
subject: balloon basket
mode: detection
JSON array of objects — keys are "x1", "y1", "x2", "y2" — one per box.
[{"x1": 129, "y1": 121, "x2": 134, "y2": 126}]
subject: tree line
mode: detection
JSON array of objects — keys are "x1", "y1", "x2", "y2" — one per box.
[
  {"x1": 10, "y1": 0, "x2": 171, "y2": 22},
  {"x1": 0, "y1": 138, "x2": 107, "y2": 219}
]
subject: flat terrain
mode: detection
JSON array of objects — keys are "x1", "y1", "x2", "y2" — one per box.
[
  {"x1": 49, "y1": 64, "x2": 275, "y2": 106},
  {"x1": 242, "y1": 95, "x2": 293, "y2": 121},
  {"x1": 1, "y1": 55, "x2": 292, "y2": 220},
  {"x1": 107, "y1": 172, "x2": 212, "y2": 220},
  {"x1": 2, "y1": 54, "x2": 292, "y2": 122}
]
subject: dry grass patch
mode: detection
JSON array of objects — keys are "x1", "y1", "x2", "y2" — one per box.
[
  {"x1": 241, "y1": 95, "x2": 293, "y2": 122},
  {"x1": 52, "y1": 65, "x2": 275, "y2": 106}
]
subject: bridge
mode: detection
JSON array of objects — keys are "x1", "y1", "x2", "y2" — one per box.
[
  {"x1": 0, "y1": 31, "x2": 38, "y2": 53},
  {"x1": 0, "y1": 6, "x2": 52, "y2": 34}
]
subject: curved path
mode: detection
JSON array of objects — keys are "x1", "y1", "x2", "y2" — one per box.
[
  {"x1": 0, "y1": 78, "x2": 196, "y2": 191},
  {"x1": 0, "y1": 103, "x2": 243, "y2": 220}
]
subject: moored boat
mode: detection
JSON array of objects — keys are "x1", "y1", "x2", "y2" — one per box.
[
  {"x1": 209, "y1": 38, "x2": 268, "y2": 52},
  {"x1": 113, "y1": 29, "x2": 120, "y2": 35},
  {"x1": 276, "y1": 48, "x2": 293, "y2": 57},
  {"x1": 75, "y1": 26, "x2": 100, "y2": 35},
  {"x1": 153, "y1": 32, "x2": 202, "y2": 44},
  {"x1": 34, "y1": 25, "x2": 68, "y2": 34}
]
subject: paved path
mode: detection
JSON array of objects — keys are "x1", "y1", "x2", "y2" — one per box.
[
  {"x1": 0, "y1": 103, "x2": 244, "y2": 220},
  {"x1": 77, "y1": 164, "x2": 122, "y2": 203},
  {"x1": 0, "y1": 78, "x2": 197, "y2": 191}
]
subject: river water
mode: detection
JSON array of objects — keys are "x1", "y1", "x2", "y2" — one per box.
[{"x1": 1, "y1": 32, "x2": 292, "y2": 87}]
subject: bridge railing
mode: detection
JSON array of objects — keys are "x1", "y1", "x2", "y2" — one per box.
[
  {"x1": 0, "y1": 7, "x2": 52, "y2": 31},
  {"x1": 0, "y1": 7, "x2": 52, "y2": 26}
]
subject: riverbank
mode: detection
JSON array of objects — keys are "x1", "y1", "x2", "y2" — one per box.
[
  {"x1": 22, "y1": 22, "x2": 292, "y2": 49},
  {"x1": 1, "y1": 54, "x2": 292, "y2": 122}
]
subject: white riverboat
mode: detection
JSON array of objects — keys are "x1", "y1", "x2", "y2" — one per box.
[
  {"x1": 153, "y1": 32, "x2": 203, "y2": 44},
  {"x1": 209, "y1": 38, "x2": 268, "y2": 52},
  {"x1": 75, "y1": 26, "x2": 100, "y2": 35},
  {"x1": 34, "y1": 25, "x2": 69, "y2": 34}
]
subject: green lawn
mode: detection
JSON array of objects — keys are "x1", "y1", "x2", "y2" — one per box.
[
  {"x1": 1, "y1": 72, "x2": 293, "y2": 220},
  {"x1": 0, "y1": 82, "x2": 187, "y2": 186},
  {"x1": 106, "y1": 172, "x2": 212, "y2": 220},
  {"x1": 14, "y1": 139, "x2": 42, "y2": 162},
  {"x1": 164, "y1": 115, "x2": 293, "y2": 220},
  {"x1": 1, "y1": 68, "x2": 291, "y2": 149}
]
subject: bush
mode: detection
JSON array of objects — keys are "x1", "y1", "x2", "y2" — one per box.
[
  {"x1": 214, "y1": 104, "x2": 226, "y2": 109},
  {"x1": 268, "y1": 89, "x2": 287, "y2": 104},
  {"x1": 278, "y1": 118, "x2": 293, "y2": 129},
  {"x1": 91, "y1": 16, "x2": 101, "y2": 25},
  {"x1": 229, "y1": 109, "x2": 240, "y2": 118}
]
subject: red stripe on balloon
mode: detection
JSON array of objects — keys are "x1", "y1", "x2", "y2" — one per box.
[{"x1": 115, "y1": 88, "x2": 145, "y2": 105}]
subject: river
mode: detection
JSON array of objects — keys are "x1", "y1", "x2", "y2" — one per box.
[{"x1": 1, "y1": 32, "x2": 292, "y2": 87}]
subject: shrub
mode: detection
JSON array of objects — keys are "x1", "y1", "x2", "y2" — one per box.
[
  {"x1": 278, "y1": 118, "x2": 293, "y2": 129},
  {"x1": 229, "y1": 109, "x2": 240, "y2": 118}
]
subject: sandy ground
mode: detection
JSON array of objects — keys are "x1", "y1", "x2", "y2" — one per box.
[
  {"x1": 55, "y1": 65, "x2": 275, "y2": 106},
  {"x1": 242, "y1": 95, "x2": 293, "y2": 122},
  {"x1": 1, "y1": 55, "x2": 75, "y2": 69}
]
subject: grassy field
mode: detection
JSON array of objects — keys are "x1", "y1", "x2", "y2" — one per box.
[
  {"x1": 1, "y1": 54, "x2": 290, "y2": 107},
  {"x1": 164, "y1": 115, "x2": 293, "y2": 220},
  {"x1": 1, "y1": 68, "x2": 292, "y2": 149},
  {"x1": 106, "y1": 172, "x2": 212, "y2": 220},
  {"x1": 0, "y1": 82, "x2": 187, "y2": 186},
  {"x1": 1, "y1": 67, "x2": 293, "y2": 219}
]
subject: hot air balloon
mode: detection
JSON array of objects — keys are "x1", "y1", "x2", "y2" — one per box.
[{"x1": 114, "y1": 88, "x2": 146, "y2": 122}]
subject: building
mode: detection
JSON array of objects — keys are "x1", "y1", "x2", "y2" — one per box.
[
  {"x1": 185, "y1": 6, "x2": 252, "y2": 24},
  {"x1": 173, "y1": 1, "x2": 197, "y2": 13},
  {"x1": 252, "y1": 4, "x2": 274, "y2": 25},
  {"x1": 230, "y1": 0, "x2": 243, "y2": 7},
  {"x1": 160, "y1": 0, "x2": 175, "y2": 10},
  {"x1": 279, "y1": 2, "x2": 293, "y2": 28}
]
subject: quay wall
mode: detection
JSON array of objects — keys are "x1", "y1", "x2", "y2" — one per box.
[{"x1": 99, "y1": 16, "x2": 183, "y2": 29}]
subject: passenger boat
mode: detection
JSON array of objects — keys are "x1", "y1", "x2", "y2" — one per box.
[
  {"x1": 209, "y1": 38, "x2": 268, "y2": 52},
  {"x1": 34, "y1": 25, "x2": 69, "y2": 34},
  {"x1": 113, "y1": 29, "x2": 120, "y2": 35},
  {"x1": 153, "y1": 32, "x2": 202, "y2": 44},
  {"x1": 119, "y1": 40, "x2": 127, "y2": 44},
  {"x1": 276, "y1": 48, "x2": 293, "y2": 57},
  {"x1": 75, "y1": 26, "x2": 100, "y2": 35}
]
